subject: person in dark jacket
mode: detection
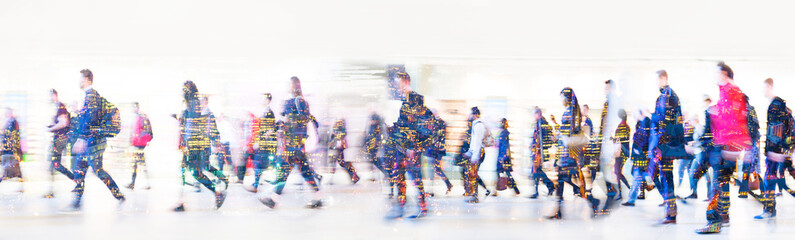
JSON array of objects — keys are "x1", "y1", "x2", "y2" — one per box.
[{"x1": 495, "y1": 118, "x2": 520, "y2": 196}]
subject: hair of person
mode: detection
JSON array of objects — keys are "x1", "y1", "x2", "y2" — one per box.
[
  {"x1": 264, "y1": 93, "x2": 272, "y2": 101},
  {"x1": 80, "y1": 69, "x2": 93, "y2": 82},
  {"x1": 560, "y1": 87, "x2": 582, "y2": 134},
  {"x1": 656, "y1": 70, "x2": 668, "y2": 78},
  {"x1": 717, "y1": 61, "x2": 734, "y2": 79},
  {"x1": 50, "y1": 89, "x2": 58, "y2": 95},
  {"x1": 133, "y1": 102, "x2": 139, "y2": 107},
  {"x1": 291, "y1": 76, "x2": 303, "y2": 97},
  {"x1": 764, "y1": 78, "x2": 774, "y2": 86},
  {"x1": 583, "y1": 104, "x2": 589, "y2": 109},
  {"x1": 183, "y1": 80, "x2": 199, "y2": 101},
  {"x1": 471, "y1": 106, "x2": 480, "y2": 116},
  {"x1": 533, "y1": 106, "x2": 542, "y2": 114},
  {"x1": 605, "y1": 79, "x2": 614, "y2": 86},
  {"x1": 618, "y1": 108, "x2": 627, "y2": 121}
]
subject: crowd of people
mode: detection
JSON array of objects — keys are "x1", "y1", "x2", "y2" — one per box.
[{"x1": 0, "y1": 62, "x2": 791, "y2": 235}]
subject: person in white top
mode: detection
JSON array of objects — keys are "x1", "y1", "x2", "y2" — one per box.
[{"x1": 464, "y1": 107, "x2": 490, "y2": 203}]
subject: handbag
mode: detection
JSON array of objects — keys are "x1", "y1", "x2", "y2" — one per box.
[
  {"x1": 561, "y1": 131, "x2": 589, "y2": 148},
  {"x1": 497, "y1": 175, "x2": 508, "y2": 191},
  {"x1": 749, "y1": 173, "x2": 760, "y2": 191}
]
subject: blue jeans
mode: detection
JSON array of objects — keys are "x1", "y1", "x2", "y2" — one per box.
[{"x1": 626, "y1": 168, "x2": 651, "y2": 204}]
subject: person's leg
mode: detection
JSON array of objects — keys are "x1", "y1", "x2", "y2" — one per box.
[
  {"x1": 336, "y1": 150, "x2": 359, "y2": 183},
  {"x1": 697, "y1": 161, "x2": 730, "y2": 233},
  {"x1": 549, "y1": 169, "x2": 568, "y2": 219},
  {"x1": 407, "y1": 157, "x2": 427, "y2": 216},
  {"x1": 757, "y1": 160, "x2": 778, "y2": 218},
  {"x1": 660, "y1": 158, "x2": 677, "y2": 222},
  {"x1": 70, "y1": 154, "x2": 89, "y2": 208},
  {"x1": 624, "y1": 168, "x2": 645, "y2": 205},
  {"x1": 251, "y1": 151, "x2": 267, "y2": 189},
  {"x1": 505, "y1": 170, "x2": 520, "y2": 194},
  {"x1": 433, "y1": 156, "x2": 453, "y2": 191},
  {"x1": 88, "y1": 148, "x2": 125, "y2": 201},
  {"x1": 738, "y1": 161, "x2": 751, "y2": 198}
]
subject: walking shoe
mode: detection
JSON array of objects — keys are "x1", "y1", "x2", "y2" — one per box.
[
  {"x1": 528, "y1": 193, "x2": 539, "y2": 199},
  {"x1": 215, "y1": 191, "x2": 227, "y2": 209},
  {"x1": 260, "y1": 197, "x2": 276, "y2": 209},
  {"x1": 621, "y1": 202, "x2": 635, "y2": 207},
  {"x1": 43, "y1": 193, "x2": 54, "y2": 199},
  {"x1": 546, "y1": 211, "x2": 562, "y2": 220},
  {"x1": 173, "y1": 204, "x2": 185, "y2": 212},
  {"x1": 685, "y1": 193, "x2": 698, "y2": 199},
  {"x1": 484, "y1": 189, "x2": 491, "y2": 197},
  {"x1": 446, "y1": 182, "x2": 453, "y2": 195},
  {"x1": 407, "y1": 209, "x2": 427, "y2": 219},
  {"x1": 721, "y1": 214, "x2": 730, "y2": 225},
  {"x1": 126, "y1": 184, "x2": 134, "y2": 190},
  {"x1": 61, "y1": 203, "x2": 81, "y2": 213},
  {"x1": 466, "y1": 197, "x2": 479, "y2": 203},
  {"x1": 660, "y1": 218, "x2": 677, "y2": 224},
  {"x1": 695, "y1": 223, "x2": 721, "y2": 234},
  {"x1": 351, "y1": 176, "x2": 360, "y2": 184},
  {"x1": 754, "y1": 212, "x2": 776, "y2": 220},
  {"x1": 306, "y1": 199, "x2": 323, "y2": 209}
]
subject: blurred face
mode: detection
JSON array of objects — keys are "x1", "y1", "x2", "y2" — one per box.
[
  {"x1": 399, "y1": 77, "x2": 411, "y2": 94},
  {"x1": 200, "y1": 98, "x2": 208, "y2": 108},
  {"x1": 582, "y1": 106, "x2": 590, "y2": 117},
  {"x1": 79, "y1": 75, "x2": 90, "y2": 89},
  {"x1": 657, "y1": 76, "x2": 667, "y2": 88},
  {"x1": 264, "y1": 98, "x2": 271, "y2": 107},
  {"x1": 716, "y1": 69, "x2": 730, "y2": 85},
  {"x1": 765, "y1": 83, "x2": 774, "y2": 98},
  {"x1": 133, "y1": 104, "x2": 139, "y2": 114},
  {"x1": 49, "y1": 93, "x2": 57, "y2": 103},
  {"x1": 534, "y1": 111, "x2": 541, "y2": 120},
  {"x1": 560, "y1": 94, "x2": 567, "y2": 106},
  {"x1": 604, "y1": 83, "x2": 611, "y2": 95}
]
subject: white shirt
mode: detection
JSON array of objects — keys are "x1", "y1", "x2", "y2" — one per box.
[{"x1": 467, "y1": 119, "x2": 487, "y2": 163}]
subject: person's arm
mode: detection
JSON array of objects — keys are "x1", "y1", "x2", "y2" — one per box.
[{"x1": 47, "y1": 114, "x2": 69, "y2": 132}]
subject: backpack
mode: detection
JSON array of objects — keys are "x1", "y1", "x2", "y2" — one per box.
[{"x1": 100, "y1": 97, "x2": 121, "y2": 138}]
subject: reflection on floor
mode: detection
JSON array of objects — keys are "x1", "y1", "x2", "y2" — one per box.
[{"x1": 0, "y1": 172, "x2": 791, "y2": 240}]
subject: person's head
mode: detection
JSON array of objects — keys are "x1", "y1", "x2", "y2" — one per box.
[
  {"x1": 79, "y1": 69, "x2": 93, "y2": 90},
  {"x1": 500, "y1": 118, "x2": 508, "y2": 129},
  {"x1": 263, "y1": 93, "x2": 272, "y2": 106},
  {"x1": 533, "y1": 106, "x2": 542, "y2": 120},
  {"x1": 656, "y1": 70, "x2": 668, "y2": 88},
  {"x1": 200, "y1": 96, "x2": 209, "y2": 109},
  {"x1": 470, "y1": 107, "x2": 481, "y2": 120},
  {"x1": 634, "y1": 108, "x2": 645, "y2": 120},
  {"x1": 183, "y1": 80, "x2": 198, "y2": 101},
  {"x1": 290, "y1": 76, "x2": 303, "y2": 97},
  {"x1": 397, "y1": 71, "x2": 411, "y2": 94},
  {"x1": 618, "y1": 109, "x2": 627, "y2": 122},
  {"x1": 132, "y1": 102, "x2": 140, "y2": 114},
  {"x1": 560, "y1": 87, "x2": 575, "y2": 107},
  {"x1": 604, "y1": 79, "x2": 614, "y2": 95},
  {"x1": 764, "y1": 78, "x2": 775, "y2": 99},
  {"x1": 717, "y1": 61, "x2": 734, "y2": 85},
  {"x1": 582, "y1": 104, "x2": 590, "y2": 117},
  {"x1": 49, "y1": 89, "x2": 59, "y2": 103}
]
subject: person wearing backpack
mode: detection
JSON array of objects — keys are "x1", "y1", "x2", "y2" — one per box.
[
  {"x1": 66, "y1": 69, "x2": 126, "y2": 211},
  {"x1": 43, "y1": 89, "x2": 74, "y2": 198},
  {"x1": 127, "y1": 102, "x2": 153, "y2": 190},
  {"x1": 755, "y1": 78, "x2": 793, "y2": 220},
  {"x1": 463, "y1": 106, "x2": 492, "y2": 203},
  {"x1": 173, "y1": 81, "x2": 228, "y2": 212}
]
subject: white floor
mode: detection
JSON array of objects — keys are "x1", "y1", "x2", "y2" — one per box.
[{"x1": 0, "y1": 168, "x2": 793, "y2": 240}]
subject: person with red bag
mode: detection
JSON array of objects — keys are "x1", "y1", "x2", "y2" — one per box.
[
  {"x1": 127, "y1": 102, "x2": 153, "y2": 190},
  {"x1": 495, "y1": 118, "x2": 519, "y2": 196}
]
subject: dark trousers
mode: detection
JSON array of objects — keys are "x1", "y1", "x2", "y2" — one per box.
[
  {"x1": 73, "y1": 142, "x2": 124, "y2": 207},
  {"x1": 429, "y1": 156, "x2": 452, "y2": 189},
  {"x1": 183, "y1": 150, "x2": 218, "y2": 192},
  {"x1": 217, "y1": 143, "x2": 232, "y2": 172},
  {"x1": 272, "y1": 148, "x2": 319, "y2": 195},
  {"x1": 659, "y1": 158, "x2": 677, "y2": 220},
  {"x1": 329, "y1": 149, "x2": 359, "y2": 182},
  {"x1": 393, "y1": 154, "x2": 426, "y2": 210},
  {"x1": 49, "y1": 138, "x2": 74, "y2": 182},
  {"x1": 761, "y1": 159, "x2": 780, "y2": 215},
  {"x1": 553, "y1": 167, "x2": 580, "y2": 217},
  {"x1": 706, "y1": 160, "x2": 736, "y2": 224},
  {"x1": 531, "y1": 164, "x2": 554, "y2": 195},
  {"x1": 252, "y1": 149, "x2": 274, "y2": 188}
]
